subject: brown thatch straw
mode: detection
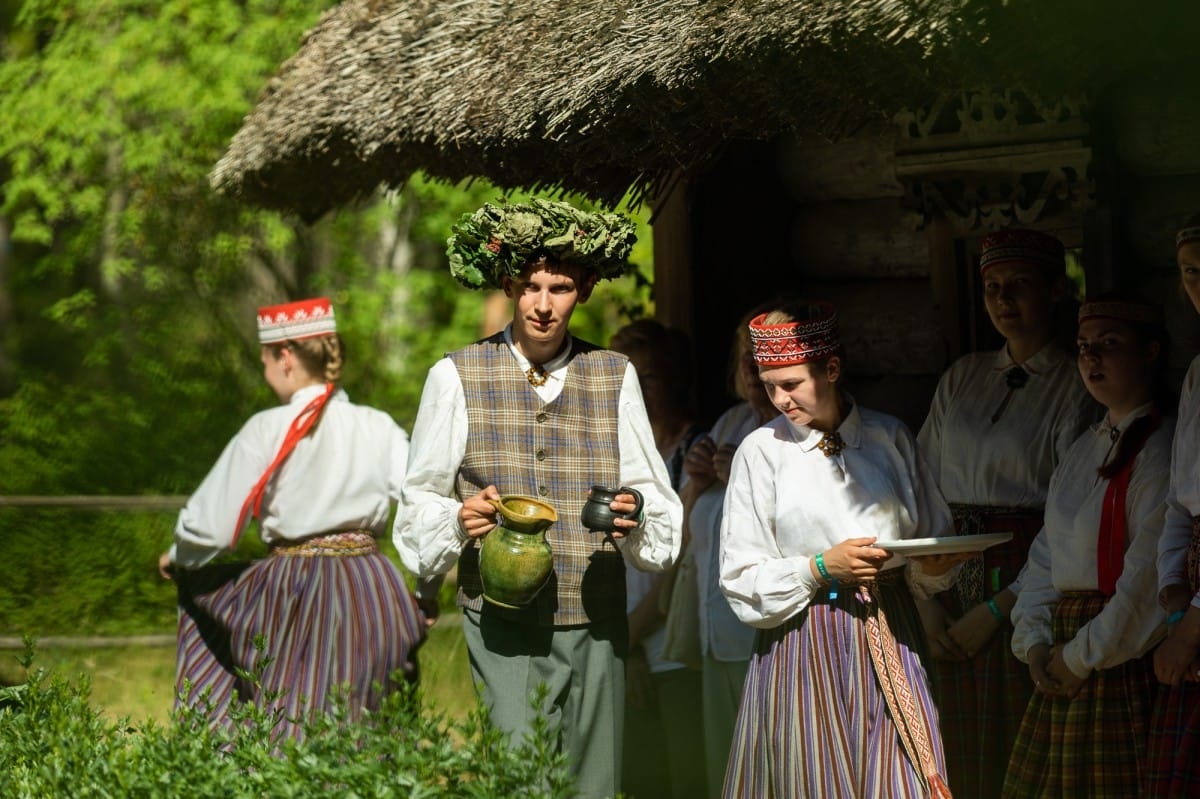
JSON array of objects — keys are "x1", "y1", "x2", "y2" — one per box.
[{"x1": 211, "y1": 0, "x2": 1199, "y2": 221}]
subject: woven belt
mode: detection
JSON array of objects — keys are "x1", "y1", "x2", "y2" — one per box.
[{"x1": 270, "y1": 530, "x2": 378, "y2": 557}]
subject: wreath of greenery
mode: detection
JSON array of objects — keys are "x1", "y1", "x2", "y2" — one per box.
[{"x1": 446, "y1": 198, "x2": 638, "y2": 290}]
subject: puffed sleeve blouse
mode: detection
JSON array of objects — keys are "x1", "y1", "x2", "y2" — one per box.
[
  {"x1": 720, "y1": 401, "x2": 957, "y2": 629},
  {"x1": 1011, "y1": 403, "x2": 1173, "y2": 677}
]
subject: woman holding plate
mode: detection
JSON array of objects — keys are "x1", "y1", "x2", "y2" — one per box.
[
  {"x1": 718, "y1": 301, "x2": 967, "y2": 798},
  {"x1": 1004, "y1": 294, "x2": 1174, "y2": 796}
]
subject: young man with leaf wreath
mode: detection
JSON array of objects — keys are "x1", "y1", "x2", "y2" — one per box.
[{"x1": 395, "y1": 199, "x2": 682, "y2": 799}]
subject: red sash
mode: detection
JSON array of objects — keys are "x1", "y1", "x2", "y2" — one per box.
[
  {"x1": 231, "y1": 383, "x2": 335, "y2": 548},
  {"x1": 1096, "y1": 412, "x2": 1160, "y2": 596}
]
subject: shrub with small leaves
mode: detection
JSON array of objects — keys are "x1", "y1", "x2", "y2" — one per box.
[{"x1": 0, "y1": 640, "x2": 578, "y2": 799}]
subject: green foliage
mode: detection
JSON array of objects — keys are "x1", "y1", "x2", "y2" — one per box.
[
  {"x1": 0, "y1": 642, "x2": 577, "y2": 799},
  {"x1": 0, "y1": 508, "x2": 177, "y2": 633},
  {"x1": 0, "y1": 0, "x2": 654, "y2": 639},
  {"x1": 445, "y1": 197, "x2": 639, "y2": 290},
  {"x1": 0, "y1": 0, "x2": 337, "y2": 494}
]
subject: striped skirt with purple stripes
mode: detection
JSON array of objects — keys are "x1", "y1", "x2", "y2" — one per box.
[
  {"x1": 722, "y1": 577, "x2": 945, "y2": 798},
  {"x1": 173, "y1": 536, "x2": 426, "y2": 741}
]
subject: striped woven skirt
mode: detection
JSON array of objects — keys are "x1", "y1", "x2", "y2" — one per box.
[
  {"x1": 931, "y1": 505, "x2": 1042, "y2": 799},
  {"x1": 173, "y1": 531, "x2": 426, "y2": 741},
  {"x1": 722, "y1": 573, "x2": 945, "y2": 798},
  {"x1": 1146, "y1": 517, "x2": 1200, "y2": 798},
  {"x1": 1003, "y1": 592, "x2": 1156, "y2": 798}
]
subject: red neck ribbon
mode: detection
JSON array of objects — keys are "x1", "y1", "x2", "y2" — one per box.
[
  {"x1": 1096, "y1": 412, "x2": 1160, "y2": 596},
  {"x1": 231, "y1": 383, "x2": 335, "y2": 549}
]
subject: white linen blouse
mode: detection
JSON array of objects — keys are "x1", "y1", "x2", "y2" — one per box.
[
  {"x1": 690, "y1": 401, "x2": 763, "y2": 661},
  {"x1": 918, "y1": 343, "x2": 1097, "y2": 509},
  {"x1": 171, "y1": 384, "x2": 409, "y2": 568},
  {"x1": 1010, "y1": 403, "x2": 1173, "y2": 678},
  {"x1": 1159, "y1": 355, "x2": 1200, "y2": 604},
  {"x1": 720, "y1": 401, "x2": 957, "y2": 629}
]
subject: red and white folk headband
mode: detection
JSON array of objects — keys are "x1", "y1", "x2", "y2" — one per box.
[
  {"x1": 257, "y1": 297, "x2": 337, "y2": 345},
  {"x1": 748, "y1": 302, "x2": 841, "y2": 367}
]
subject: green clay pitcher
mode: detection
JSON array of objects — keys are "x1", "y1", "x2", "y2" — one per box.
[{"x1": 479, "y1": 495, "x2": 557, "y2": 608}]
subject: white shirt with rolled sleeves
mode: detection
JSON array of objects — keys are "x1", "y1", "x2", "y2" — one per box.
[
  {"x1": 1159, "y1": 356, "x2": 1200, "y2": 606},
  {"x1": 171, "y1": 385, "x2": 410, "y2": 568},
  {"x1": 1011, "y1": 404, "x2": 1174, "y2": 678},
  {"x1": 719, "y1": 402, "x2": 958, "y2": 630},
  {"x1": 394, "y1": 328, "x2": 682, "y2": 587}
]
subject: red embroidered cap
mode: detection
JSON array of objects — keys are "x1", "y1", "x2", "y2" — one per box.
[
  {"x1": 749, "y1": 302, "x2": 840, "y2": 367},
  {"x1": 979, "y1": 229, "x2": 1065, "y2": 274},
  {"x1": 257, "y1": 297, "x2": 337, "y2": 344}
]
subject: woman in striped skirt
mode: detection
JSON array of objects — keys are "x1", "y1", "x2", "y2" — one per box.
[
  {"x1": 1148, "y1": 217, "x2": 1200, "y2": 797},
  {"x1": 158, "y1": 297, "x2": 426, "y2": 742},
  {"x1": 719, "y1": 301, "x2": 966, "y2": 798},
  {"x1": 916, "y1": 228, "x2": 1097, "y2": 799},
  {"x1": 1004, "y1": 294, "x2": 1174, "y2": 797}
]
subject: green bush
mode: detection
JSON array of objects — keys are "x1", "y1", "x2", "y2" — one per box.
[{"x1": 0, "y1": 642, "x2": 577, "y2": 799}]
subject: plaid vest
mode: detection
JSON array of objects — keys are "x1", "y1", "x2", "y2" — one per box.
[{"x1": 449, "y1": 334, "x2": 626, "y2": 626}]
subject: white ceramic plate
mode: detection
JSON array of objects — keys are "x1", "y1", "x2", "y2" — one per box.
[{"x1": 878, "y1": 532, "x2": 1013, "y2": 556}]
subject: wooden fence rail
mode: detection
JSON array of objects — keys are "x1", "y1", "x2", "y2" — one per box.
[
  {"x1": 0, "y1": 635, "x2": 175, "y2": 650},
  {"x1": 0, "y1": 495, "x2": 454, "y2": 651},
  {"x1": 0, "y1": 495, "x2": 188, "y2": 510}
]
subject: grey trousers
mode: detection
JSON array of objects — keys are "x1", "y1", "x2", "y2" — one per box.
[{"x1": 462, "y1": 607, "x2": 627, "y2": 799}]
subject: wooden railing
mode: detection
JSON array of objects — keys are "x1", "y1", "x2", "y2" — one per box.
[{"x1": 0, "y1": 495, "x2": 188, "y2": 510}]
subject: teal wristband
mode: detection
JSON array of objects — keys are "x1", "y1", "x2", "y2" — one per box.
[
  {"x1": 814, "y1": 552, "x2": 831, "y2": 581},
  {"x1": 1168, "y1": 609, "x2": 1186, "y2": 627},
  {"x1": 986, "y1": 598, "x2": 1004, "y2": 621}
]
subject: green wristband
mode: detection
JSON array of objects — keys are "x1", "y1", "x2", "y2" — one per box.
[
  {"x1": 815, "y1": 552, "x2": 831, "y2": 581},
  {"x1": 1167, "y1": 609, "x2": 1186, "y2": 627},
  {"x1": 986, "y1": 598, "x2": 1004, "y2": 621}
]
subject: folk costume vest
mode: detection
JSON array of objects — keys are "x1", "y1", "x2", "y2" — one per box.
[{"x1": 450, "y1": 334, "x2": 626, "y2": 626}]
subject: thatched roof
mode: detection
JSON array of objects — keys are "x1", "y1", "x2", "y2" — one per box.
[{"x1": 212, "y1": 0, "x2": 1197, "y2": 221}]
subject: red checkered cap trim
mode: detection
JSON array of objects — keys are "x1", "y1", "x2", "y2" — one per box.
[
  {"x1": 257, "y1": 297, "x2": 337, "y2": 344},
  {"x1": 1177, "y1": 226, "x2": 1200, "y2": 251},
  {"x1": 748, "y1": 304, "x2": 840, "y2": 367},
  {"x1": 979, "y1": 229, "x2": 1065, "y2": 274}
]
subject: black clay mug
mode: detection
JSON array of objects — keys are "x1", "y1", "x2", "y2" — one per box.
[{"x1": 580, "y1": 485, "x2": 645, "y2": 531}]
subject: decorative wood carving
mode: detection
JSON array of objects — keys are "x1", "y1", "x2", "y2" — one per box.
[{"x1": 894, "y1": 90, "x2": 1095, "y2": 233}]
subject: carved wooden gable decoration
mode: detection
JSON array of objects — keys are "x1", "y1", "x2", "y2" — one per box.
[{"x1": 894, "y1": 90, "x2": 1095, "y2": 235}]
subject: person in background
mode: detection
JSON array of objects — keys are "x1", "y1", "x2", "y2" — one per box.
[
  {"x1": 158, "y1": 297, "x2": 426, "y2": 741},
  {"x1": 610, "y1": 318, "x2": 706, "y2": 799},
  {"x1": 917, "y1": 228, "x2": 1096, "y2": 798},
  {"x1": 394, "y1": 199, "x2": 681, "y2": 799},
  {"x1": 682, "y1": 302, "x2": 779, "y2": 798},
  {"x1": 1148, "y1": 215, "x2": 1200, "y2": 797},
  {"x1": 720, "y1": 301, "x2": 965, "y2": 798},
  {"x1": 1003, "y1": 294, "x2": 1173, "y2": 797}
]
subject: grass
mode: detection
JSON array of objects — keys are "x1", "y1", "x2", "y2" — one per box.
[{"x1": 0, "y1": 608, "x2": 477, "y2": 725}]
